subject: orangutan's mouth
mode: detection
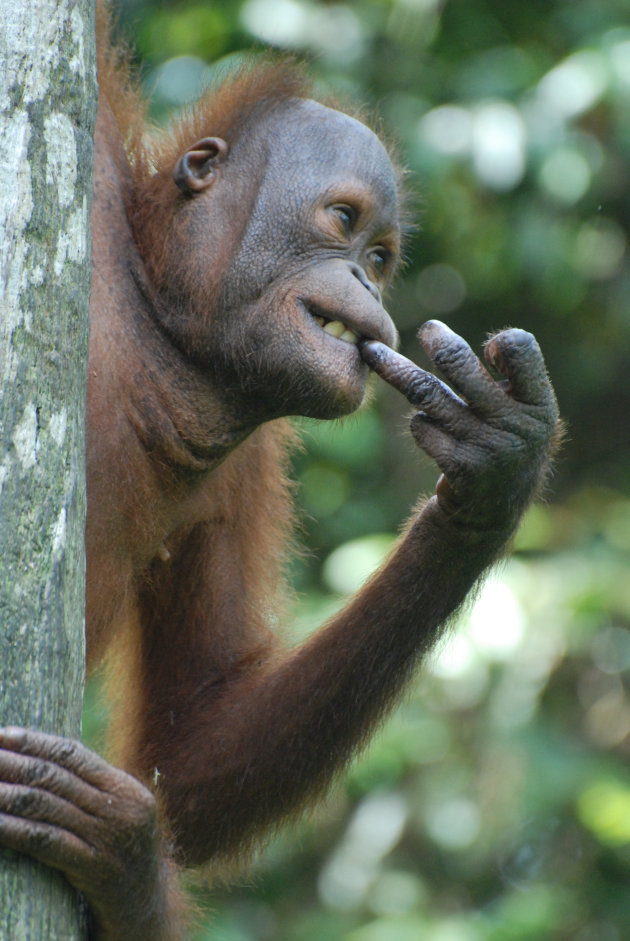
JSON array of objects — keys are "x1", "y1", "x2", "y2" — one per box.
[{"x1": 301, "y1": 300, "x2": 361, "y2": 346}]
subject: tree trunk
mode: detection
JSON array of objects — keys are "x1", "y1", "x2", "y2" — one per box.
[{"x1": 0, "y1": 0, "x2": 96, "y2": 936}]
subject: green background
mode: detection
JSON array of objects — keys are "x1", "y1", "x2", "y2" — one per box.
[{"x1": 87, "y1": 2, "x2": 630, "y2": 938}]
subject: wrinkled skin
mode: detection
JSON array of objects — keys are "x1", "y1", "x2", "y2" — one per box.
[
  {"x1": 0, "y1": 728, "x2": 170, "y2": 938},
  {"x1": 361, "y1": 321, "x2": 557, "y2": 527},
  {"x1": 0, "y1": 71, "x2": 559, "y2": 941},
  {"x1": 147, "y1": 100, "x2": 400, "y2": 424}
]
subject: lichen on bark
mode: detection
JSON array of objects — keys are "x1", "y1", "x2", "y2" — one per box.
[{"x1": 0, "y1": 0, "x2": 97, "y2": 936}]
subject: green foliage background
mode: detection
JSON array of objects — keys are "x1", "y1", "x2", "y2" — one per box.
[{"x1": 88, "y1": 2, "x2": 630, "y2": 938}]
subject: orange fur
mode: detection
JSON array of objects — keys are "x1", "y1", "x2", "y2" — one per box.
[
  {"x1": 79, "y1": 2, "x2": 558, "y2": 931},
  {"x1": 0, "y1": 6, "x2": 559, "y2": 939}
]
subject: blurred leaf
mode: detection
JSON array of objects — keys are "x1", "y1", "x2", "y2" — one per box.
[
  {"x1": 322, "y1": 533, "x2": 396, "y2": 595},
  {"x1": 343, "y1": 914, "x2": 433, "y2": 941},
  {"x1": 578, "y1": 780, "x2": 630, "y2": 847},
  {"x1": 137, "y1": 6, "x2": 231, "y2": 61}
]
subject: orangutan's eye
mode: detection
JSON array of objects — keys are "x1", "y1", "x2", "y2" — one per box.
[
  {"x1": 369, "y1": 247, "x2": 390, "y2": 277},
  {"x1": 331, "y1": 204, "x2": 357, "y2": 235}
]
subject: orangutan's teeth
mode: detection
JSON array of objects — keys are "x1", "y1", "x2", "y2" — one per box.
[
  {"x1": 314, "y1": 316, "x2": 326, "y2": 327},
  {"x1": 320, "y1": 318, "x2": 359, "y2": 345},
  {"x1": 339, "y1": 329, "x2": 359, "y2": 345},
  {"x1": 323, "y1": 320, "x2": 346, "y2": 338}
]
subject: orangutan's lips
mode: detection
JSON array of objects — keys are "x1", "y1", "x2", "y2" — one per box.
[{"x1": 304, "y1": 302, "x2": 360, "y2": 346}]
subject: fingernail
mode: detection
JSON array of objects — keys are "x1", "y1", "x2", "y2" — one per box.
[{"x1": 359, "y1": 340, "x2": 385, "y2": 366}]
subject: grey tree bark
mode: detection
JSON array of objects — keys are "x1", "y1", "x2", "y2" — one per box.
[{"x1": 0, "y1": 0, "x2": 96, "y2": 937}]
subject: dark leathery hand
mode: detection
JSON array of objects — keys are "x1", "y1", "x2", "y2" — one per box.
[
  {"x1": 361, "y1": 321, "x2": 559, "y2": 528},
  {"x1": 360, "y1": 339, "x2": 466, "y2": 413},
  {"x1": 0, "y1": 727, "x2": 163, "y2": 937}
]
